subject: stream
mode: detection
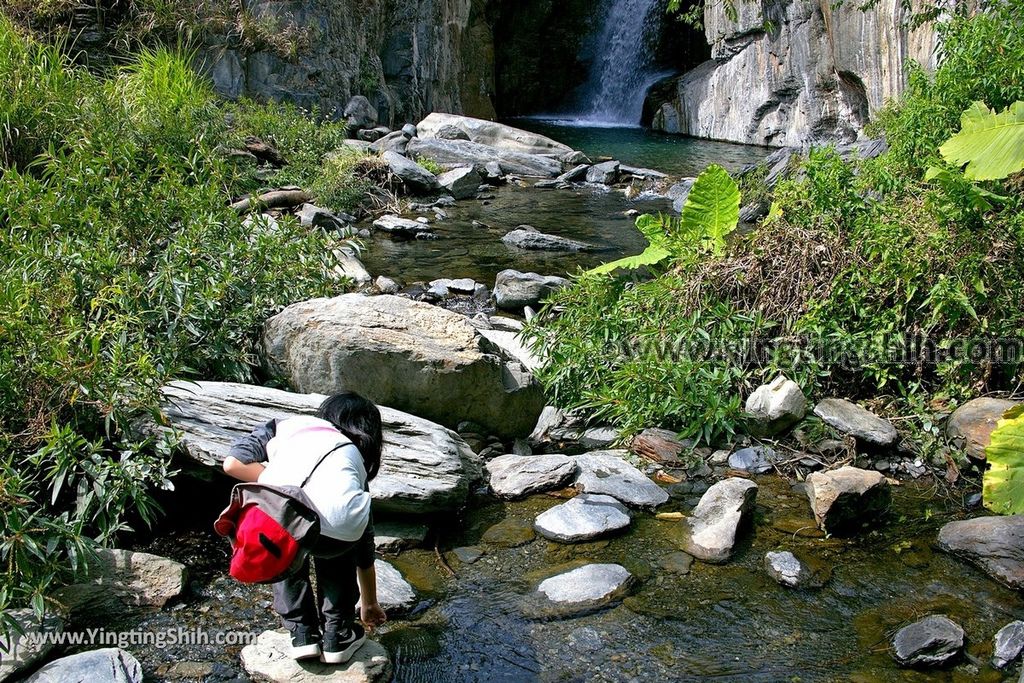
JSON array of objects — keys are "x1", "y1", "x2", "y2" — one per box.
[{"x1": 126, "y1": 474, "x2": 1021, "y2": 682}]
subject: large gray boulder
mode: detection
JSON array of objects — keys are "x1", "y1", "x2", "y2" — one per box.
[
  {"x1": 805, "y1": 466, "x2": 890, "y2": 534},
  {"x1": 381, "y1": 151, "x2": 439, "y2": 194},
  {"x1": 745, "y1": 375, "x2": 806, "y2": 435},
  {"x1": 936, "y1": 515, "x2": 1024, "y2": 590},
  {"x1": 148, "y1": 381, "x2": 481, "y2": 514},
  {"x1": 407, "y1": 138, "x2": 561, "y2": 177},
  {"x1": 586, "y1": 160, "x2": 620, "y2": 185},
  {"x1": 54, "y1": 549, "x2": 186, "y2": 622},
  {"x1": 534, "y1": 493, "x2": 631, "y2": 543},
  {"x1": 436, "y1": 166, "x2": 481, "y2": 200},
  {"x1": 23, "y1": 648, "x2": 142, "y2": 683},
  {"x1": 344, "y1": 95, "x2": 378, "y2": 132},
  {"x1": 0, "y1": 610, "x2": 64, "y2": 683},
  {"x1": 573, "y1": 450, "x2": 669, "y2": 508},
  {"x1": 891, "y1": 615, "x2": 965, "y2": 668},
  {"x1": 486, "y1": 454, "x2": 577, "y2": 499},
  {"x1": 416, "y1": 113, "x2": 573, "y2": 156},
  {"x1": 813, "y1": 398, "x2": 898, "y2": 447},
  {"x1": 263, "y1": 294, "x2": 544, "y2": 439},
  {"x1": 241, "y1": 630, "x2": 390, "y2": 683},
  {"x1": 533, "y1": 564, "x2": 634, "y2": 617},
  {"x1": 679, "y1": 478, "x2": 758, "y2": 563},
  {"x1": 493, "y1": 269, "x2": 569, "y2": 310},
  {"x1": 946, "y1": 397, "x2": 1019, "y2": 462},
  {"x1": 501, "y1": 226, "x2": 593, "y2": 253}
]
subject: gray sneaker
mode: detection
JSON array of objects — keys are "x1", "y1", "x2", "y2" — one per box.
[{"x1": 321, "y1": 623, "x2": 366, "y2": 664}]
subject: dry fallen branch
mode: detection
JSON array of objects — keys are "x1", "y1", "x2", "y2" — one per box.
[{"x1": 230, "y1": 189, "x2": 311, "y2": 215}]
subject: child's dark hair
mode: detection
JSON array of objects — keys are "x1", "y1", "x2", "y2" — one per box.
[{"x1": 317, "y1": 392, "x2": 383, "y2": 480}]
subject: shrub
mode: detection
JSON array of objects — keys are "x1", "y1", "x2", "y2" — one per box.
[
  {"x1": 0, "y1": 24, "x2": 356, "y2": 622},
  {"x1": 527, "y1": 4, "x2": 1024, "y2": 443}
]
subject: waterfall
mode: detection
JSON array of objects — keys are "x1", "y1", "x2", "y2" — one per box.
[{"x1": 572, "y1": 0, "x2": 665, "y2": 126}]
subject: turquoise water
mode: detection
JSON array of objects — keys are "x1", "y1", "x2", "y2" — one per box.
[{"x1": 510, "y1": 119, "x2": 774, "y2": 177}]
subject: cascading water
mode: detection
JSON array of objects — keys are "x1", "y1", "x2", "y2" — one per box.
[{"x1": 571, "y1": 0, "x2": 667, "y2": 126}]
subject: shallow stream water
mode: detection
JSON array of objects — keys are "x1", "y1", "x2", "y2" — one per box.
[
  {"x1": 358, "y1": 125, "x2": 770, "y2": 287},
  {"x1": 126, "y1": 474, "x2": 1022, "y2": 682}
]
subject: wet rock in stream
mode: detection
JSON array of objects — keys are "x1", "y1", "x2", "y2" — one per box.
[
  {"x1": 534, "y1": 493, "x2": 631, "y2": 543},
  {"x1": 532, "y1": 564, "x2": 635, "y2": 618},
  {"x1": 891, "y1": 615, "x2": 965, "y2": 668},
  {"x1": 805, "y1": 466, "x2": 891, "y2": 534},
  {"x1": 573, "y1": 450, "x2": 669, "y2": 508},
  {"x1": 22, "y1": 648, "x2": 142, "y2": 683},
  {"x1": 241, "y1": 630, "x2": 390, "y2": 683},
  {"x1": 485, "y1": 453, "x2": 577, "y2": 499},
  {"x1": 679, "y1": 477, "x2": 758, "y2": 563}
]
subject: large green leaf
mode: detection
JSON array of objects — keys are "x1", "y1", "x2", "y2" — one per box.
[
  {"x1": 939, "y1": 100, "x2": 1024, "y2": 181},
  {"x1": 983, "y1": 404, "x2": 1024, "y2": 515},
  {"x1": 588, "y1": 213, "x2": 671, "y2": 275},
  {"x1": 678, "y1": 163, "x2": 740, "y2": 255}
]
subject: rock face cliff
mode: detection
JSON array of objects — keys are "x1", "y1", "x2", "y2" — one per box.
[
  {"x1": 645, "y1": 0, "x2": 938, "y2": 146},
  {"x1": 199, "y1": 0, "x2": 497, "y2": 125}
]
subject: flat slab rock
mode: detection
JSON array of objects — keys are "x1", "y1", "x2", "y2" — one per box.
[
  {"x1": 373, "y1": 521, "x2": 429, "y2": 553},
  {"x1": 813, "y1": 398, "x2": 898, "y2": 446},
  {"x1": 54, "y1": 548, "x2": 186, "y2": 622},
  {"x1": 146, "y1": 381, "x2": 479, "y2": 515},
  {"x1": 805, "y1": 466, "x2": 890, "y2": 534},
  {"x1": 373, "y1": 560, "x2": 416, "y2": 614},
  {"x1": 534, "y1": 564, "x2": 634, "y2": 617},
  {"x1": 501, "y1": 226, "x2": 593, "y2": 253},
  {"x1": 486, "y1": 453, "x2": 577, "y2": 499},
  {"x1": 680, "y1": 478, "x2": 758, "y2": 563},
  {"x1": 891, "y1": 615, "x2": 965, "y2": 668},
  {"x1": 764, "y1": 550, "x2": 828, "y2": 588},
  {"x1": 534, "y1": 493, "x2": 631, "y2": 543},
  {"x1": 371, "y1": 214, "x2": 434, "y2": 237},
  {"x1": 263, "y1": 294, "x2": 543, "y2": 439},
  {"x1": 241, "y1": 630, "x2": 390, "y2": 683},
  {"x1": 573, "y1": 450, "x2": 669, "y2": 508},
  {"x1": 23, "y1": 648, "x2": 142, "y2": 683},
  {"x1": 936, "y1": 515, "x2": 1024, "y2": 590}
]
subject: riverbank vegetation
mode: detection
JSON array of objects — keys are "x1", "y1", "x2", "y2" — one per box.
[
  {"x1": 0, "y1": 18, "x2": 366, "y2": 620},
  {"x1": 527, "y1": 3, "x2": 1024, "y2": 446}
]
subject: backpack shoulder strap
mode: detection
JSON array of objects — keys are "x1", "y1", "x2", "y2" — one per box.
[{"x1": 300, "y1": 439, "x2": 352, "y2": 488}]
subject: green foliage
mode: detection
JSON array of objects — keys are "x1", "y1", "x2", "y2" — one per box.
[
  {"x1": 587, "y1": 164, "x2": 740, "y2": 275},
  {"x1": 983, "y1": 405, "x2": 1024, "y2": 515},
  {"x1": 587, "y1": 214, "x2": 672, "y2": 275},
  {"x1": 678, "y1": 164, "x2": 740, "y2": 255},
  {"x1": 528, "y1": 5, "x2": 1024, "y2": 445},
  {"x1": 311, "y1": 151, "x2": 380, "y2": 214},
  {"x1": 415, "y1": 156, "x2": 444, "y2": 176},
  {"x1": 938, "y1": 101, "x2": 1024, "y2": 181},
  {"x1": 0, "y1": 24, "x2": 353, "y2": 618}
]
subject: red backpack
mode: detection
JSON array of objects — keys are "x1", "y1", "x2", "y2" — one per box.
[{"x1": 213, "y1": 442, "x2": 348, "y2": 584}]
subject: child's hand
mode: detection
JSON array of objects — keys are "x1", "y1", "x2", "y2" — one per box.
[{"x1": 360, "y1": 601, "x2": 387, "y2": 630}]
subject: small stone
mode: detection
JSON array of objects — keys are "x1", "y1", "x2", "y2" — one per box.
[
  {"x1": 659, "y1": 552, "x2": 694, "y2": 575},
  {"x1": 372, "y1": 214, "x2": 433, "y2": 238},
  {"x1": 451, "y1": 546, "x2": 485, "y2": 564},
  {"x1": 710, "y1": 449, "x2": 731, "y2": 465},
  {"x1": 381, "y1": 151, "x2": 439, "y2": 194},
  {"x1": 580, "y1": 426, "x2": 618, "y2": 449},
  {"x1": 764, "y1": 550, "x2": 813, "y2": 588},
  {"x1": 493, "y1": 269, "x2": 569, "y2": 310},
  {"x1": 993, "y1": 620, "x2": 1024, "y2": 669},
  {"x1": 679, "y1": 478, "x2": 758, "y2": 563},
  {"x1": 534, "y1": 493, "x2": 631, "y2": 543},
  {"x1": 373, "y1": 521, "x2": 429, "y2": 553},
  {"x1": 630, "y1": 428, "x2": 687, "y2": 463},
  {"x1": 373, "y1": 276, "x2": 400, "y2": 294},
  {"x1": 745, "y1": 375, "x2": 806, "y2": 435},
  {"x1": 586, "y1": 160, "x2": 620, "y2": 185},
  {"x1": 728, "y1": 446, "x2": 776, "y2": 474},
  {"x1": 401, "y1": 123, "x2": 417, "y2": 138},
  {"x1": 891, "y1": 615, "x2": 965, "y2": 668},
  {"x1": 437, "y1": 166, "x2": 482, "y2": 200}
]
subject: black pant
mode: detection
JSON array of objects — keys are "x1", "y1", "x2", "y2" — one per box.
[{"x1": 272, "y1": 538, "x2": 358, "y2": 637}]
